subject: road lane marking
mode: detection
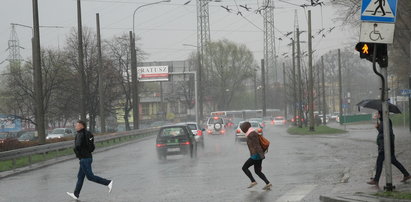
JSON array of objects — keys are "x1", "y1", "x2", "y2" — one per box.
[{"x1": 275, "y1": 184, "x2": 317, "y2": 202}]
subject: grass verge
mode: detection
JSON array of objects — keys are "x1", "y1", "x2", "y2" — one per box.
[
  {"x1": 0, "y1": 132, "x2": 154, "y2": 172},
  {"x1": 374, "y1": 191, "x2": 411, "y2": 200},
  {"x1": 287, "y1": 125, "x2": 347, "y2": 135}
]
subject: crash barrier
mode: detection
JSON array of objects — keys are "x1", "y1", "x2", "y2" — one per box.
[
  {"x1": 0, "y1": 128, "x2": 159, "y2": 171},
  {"x1": 339, "y1": 114, "x2": 372, "y2": 124}
]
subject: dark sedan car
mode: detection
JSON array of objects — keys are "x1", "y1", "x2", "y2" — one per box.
[{"x1": 156, "y1": 125, "x2": 197, "y2": 160}]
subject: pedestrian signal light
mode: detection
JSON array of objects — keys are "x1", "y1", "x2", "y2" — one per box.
[
  {"x1": 355, "y1": 42, "x2": 388, "y2": 67},
  {"x1": 355, "y1": 42, "x2": 373, "y2": 60},
  {"x1": 362, "y1": 44, "x2": 369, "y2": 54}
]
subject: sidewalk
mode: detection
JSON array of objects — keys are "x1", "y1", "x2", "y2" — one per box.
[{"x1": 320, "y1": 122, "x2": 411, "y2": 202}]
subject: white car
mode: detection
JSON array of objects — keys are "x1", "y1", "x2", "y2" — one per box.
[
  {"x1": 176, "y1": 122, "x2": 205, "y2": 148},
  {"x1": 235, "y1": 121, "x2": 263, "y2": 142},
  {"x1": 206, "y1": 117, "x2": 226, "y2": 135},
  {"x1": 46, "y1": 128, "x2": 75, "y2": 139},
  {"x1": 272, "y1": 116, "x2": 286, "y2": 126}
]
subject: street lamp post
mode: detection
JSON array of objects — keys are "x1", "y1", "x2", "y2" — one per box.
[
  {"x1": 183, "y1": 43, "x2": 203, "y2": 122},
  {"x1": 131, "y1": 0, "x2": 170, "y2": 130}
]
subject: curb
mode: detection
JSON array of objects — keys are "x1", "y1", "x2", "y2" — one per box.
[
  {"x1": 320, "y1": 194, "x2": 411, "y2": 202},
  {"x1": 0, "y1": 135, "x2": 155, "y2": 180}
]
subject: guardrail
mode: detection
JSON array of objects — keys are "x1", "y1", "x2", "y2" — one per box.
[{"x1": 0, "y1": 128, "x2": 159, "y2": 170}]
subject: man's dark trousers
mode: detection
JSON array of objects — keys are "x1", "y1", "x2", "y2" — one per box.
[{"x1": 74, "y1": 158, "x2": 110, "y2": 197}]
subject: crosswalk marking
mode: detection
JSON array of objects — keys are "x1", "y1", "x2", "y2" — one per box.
[{"x1": 275, "y1": 184, "x2": 317, "y2": 202}]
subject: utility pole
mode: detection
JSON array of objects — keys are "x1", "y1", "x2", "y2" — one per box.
[
  {"x1": 254, "y1": 69, "x2": 257, "y2": 109},
  {"x1": 96, "y1": 13, "x2": 105, "y2": 133},
  {"x1": 261, "y1": 59, "x2": 266, "y2": 117},
  {"x1": 130, "y1": 31, "x2": 139, "y2": 130},
  {"x1": 32, "y1": 0, "x2": 46, "y2": 144},
  {"x1": 296, "y1": 28, "x2": 303, "y2": 128},
  {"x1": 317, "y1": 64, "x2": 321, "y2": 118},
  {"x1": 308, "y1": 10, "x2": 314, "y2": 131},
  {"x1": 322, "y1": 56, "x2": 327, "y2": 125},
  {"x1": 338, "y1": 49, "x2": 343, "y2": 125},
  {"x1": 77, "y1": 0, "x2": 87, "y2": 122},
  {"x1": 292, "y1": 39, "x2": 297, "y2": 126},
  {"x1": 196, "y1": 0, "x2": 211, "y2": 122},
  {"x1": 283, "y1": 63, "x2": 287, "y2": 120},
  {"x1": 379, "y1": 50, "x2": 393, "y2": 191}
]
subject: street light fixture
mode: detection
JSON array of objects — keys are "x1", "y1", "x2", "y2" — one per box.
[
  {"x1": 132, "y1": 0, "x2": 171, "y2": 35},
  {"x1": 130, "y1": 0, "x2": 170, "y2": 130}
]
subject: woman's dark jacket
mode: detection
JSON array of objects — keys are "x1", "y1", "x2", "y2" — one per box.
[
  {"x1": 247, "y1": 131, "x2": 265, "y2": 160},
  {"x1": 376, "y1": 119, "x2": 395, "y2": 153}
]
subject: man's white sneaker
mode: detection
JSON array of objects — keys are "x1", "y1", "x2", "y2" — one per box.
[
  {"x1": 108, "y1": 180, "x2": 113, "y2": 193},
  {"x1": 247, "y1": 182, "x2": 257, "y2": 188},
  {"x1": 66, "y1": 192, "x2": 78, "y2": 200}
]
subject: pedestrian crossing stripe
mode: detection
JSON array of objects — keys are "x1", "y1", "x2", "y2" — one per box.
[{"x1": 361, "y1": 0, "x2": 397, "y2": 23}]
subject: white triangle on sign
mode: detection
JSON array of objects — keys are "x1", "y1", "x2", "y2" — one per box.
[{"x1": 363, "y1": 0, "x2": 394, "y2": 18}]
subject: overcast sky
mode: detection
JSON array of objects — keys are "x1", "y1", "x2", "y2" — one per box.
[{"x1": 0, "y1": 0, "x2": 356, "y2": 69}]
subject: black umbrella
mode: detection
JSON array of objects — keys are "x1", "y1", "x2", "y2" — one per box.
[{"x1": 357, "y1": 99, "x2": 401, "y2": 114}]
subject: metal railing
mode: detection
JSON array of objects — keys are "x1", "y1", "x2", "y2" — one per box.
[{"x1": 0, "y1": 128, "x2": 159, "y2": 169}]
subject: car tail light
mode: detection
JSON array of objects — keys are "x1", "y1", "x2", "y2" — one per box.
[
  {"x1": 197, "y1": 130, "x2": 202, "y2": 136},
  {"x1": 220, "y1": 130, "x2": 225, "y2": 134},
  {"x1": 156, "y1": 143, "x2": 166, "y2": 147},
  {"x1": 257, "y1": 128, "x2": 263, "y2": 133},
  {"x1": 180, "y1": 141, "x2": 190, "y2": 145},
  {"x1": 291, "y1": 118, "x2": 295, "y2": 122},
  {"x1": 236, "y1": 129, "x2": 241, "y2": 133},
  {"x1": 213, "y1": 117, "x2": 219, "y2": 120},
  {"x1": 207, "y1": 130, "x2": 212, "y2": 134}
]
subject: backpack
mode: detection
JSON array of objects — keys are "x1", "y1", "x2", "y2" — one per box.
[
  {"x1": 258, "y1": 134, "x2": 270, "y2": 153},
  {"x1": 85, "y1": 132, "x2": 95, "y2": 153}
]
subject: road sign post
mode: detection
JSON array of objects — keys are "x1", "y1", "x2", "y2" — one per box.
[{"x1": 358, "y1": 0, "x2": 398, "y2": 191}]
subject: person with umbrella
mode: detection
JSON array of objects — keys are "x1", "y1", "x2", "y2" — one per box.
[{"x1": 366, "y1": 111, "x2": 411, "y2": 185}]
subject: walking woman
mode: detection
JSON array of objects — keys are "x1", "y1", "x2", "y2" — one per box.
[
  {"x1": 367, "y1": 112, "x2": 411, "y2": 185},
  {"x1": 240, "y1": 121, "x2": 272, "y2": 190}
]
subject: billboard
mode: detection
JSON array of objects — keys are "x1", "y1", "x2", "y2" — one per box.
[
  {"x1": 0, "y1": 114, "x2": 22, "y2": 132},
  {"x1": 137, "y1": 66, "x2": 169, "y2": 82}
]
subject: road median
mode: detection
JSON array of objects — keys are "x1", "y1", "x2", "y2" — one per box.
[{"x1": 287, "y1": 125, "x2": 347, "y2": 135}]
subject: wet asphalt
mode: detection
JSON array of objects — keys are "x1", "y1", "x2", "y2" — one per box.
[{"x1": 1, "y1": 123, "x2": 410, "y2": 202}]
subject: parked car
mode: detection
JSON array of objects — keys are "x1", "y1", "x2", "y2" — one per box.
[
  {"x1": 156, "y1": 125, "x2": 197, "y2": 160},
  {"x1": 175, "y1": 122, "x2": 205, "y2": 148},
  {"x1": 46, "y1": 128, "x2": 75, "y2": 140},
  {"x1": 272, "y1": 116, "x2": 287, "y2": 126},
  {"x1": 234, "y1": 121, "x2": 263, "y2": 143},
  {"x1": 18, "y1": 131, "x2": 39, "y2": 142},
  {"x1": 317, "y1": 114, "x2": 329, "y2": 124},
  {"x1": 0, "y1": 132, "x2": 20, "y2": 150},
  {"x1": 206, "y1": 117, "x2": 227, "y2": 135},
  {"x1": 330, "y1": 112, "x2": 339, "y2": 121}
]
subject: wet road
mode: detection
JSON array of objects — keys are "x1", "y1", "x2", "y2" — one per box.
[{"x1": 1, "y1": 123, "x2": 410, "y2": 202}]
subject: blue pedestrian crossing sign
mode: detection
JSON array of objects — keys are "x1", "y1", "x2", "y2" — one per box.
[{"x1": 361, "y1": 0, "x2": 397, "y2": 23}]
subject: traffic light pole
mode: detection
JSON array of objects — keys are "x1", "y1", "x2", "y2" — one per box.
[
  {"x1": 372, "y1": 44, "x2": 394, "y2": 191},
  {"x1": 409, "y1": 41, "x2": 411, "y2": 132}
]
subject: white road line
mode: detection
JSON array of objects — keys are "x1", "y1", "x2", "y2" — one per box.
[{"x1": 275, "y1": 184, "x2": 317, "y2": 202}]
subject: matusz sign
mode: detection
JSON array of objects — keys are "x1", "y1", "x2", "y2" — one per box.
[{"x1": 137, "y1": 66, "x2": 169, "y2": 82}]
